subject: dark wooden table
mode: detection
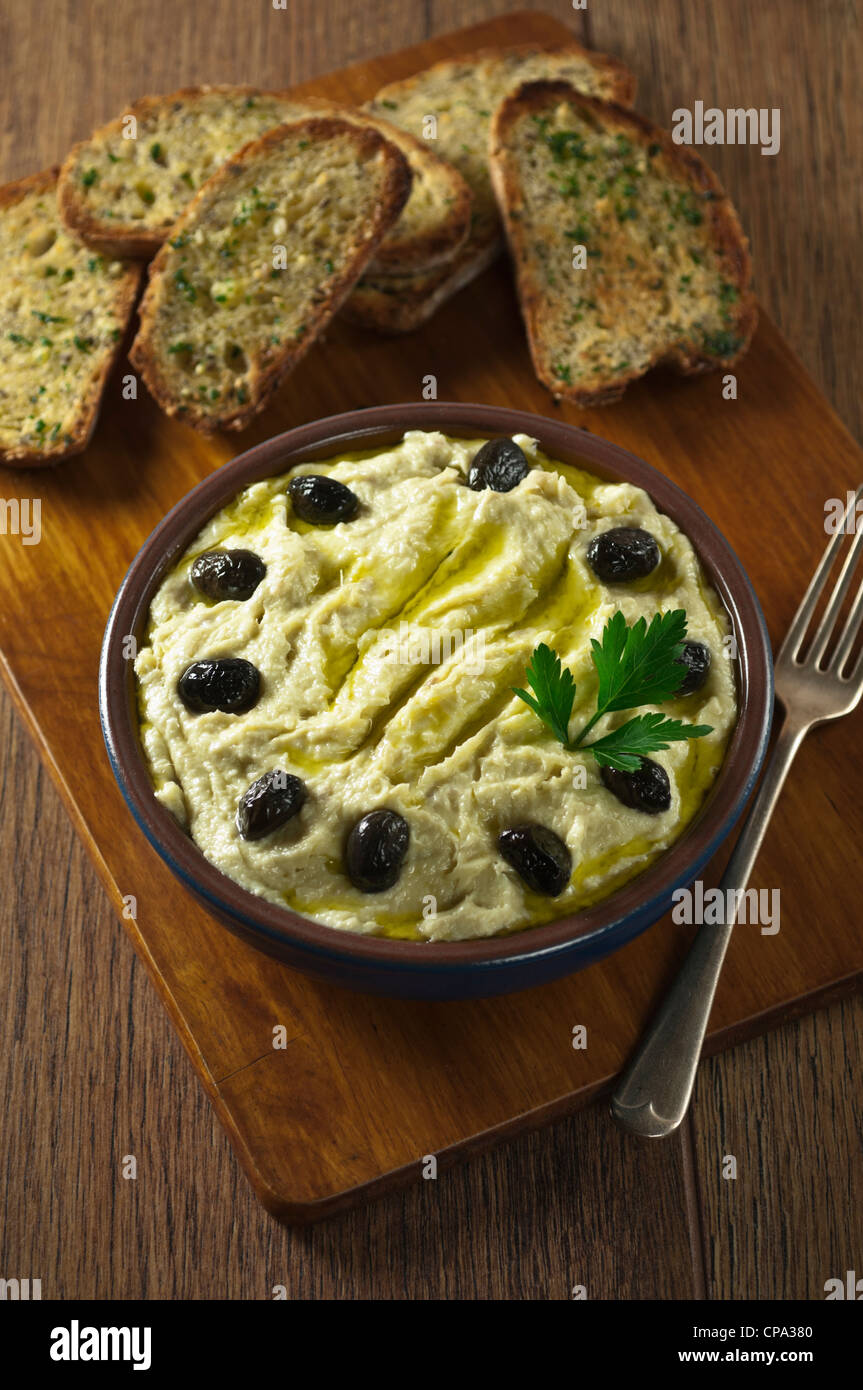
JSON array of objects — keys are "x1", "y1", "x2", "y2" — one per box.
[{"x1": 1, "y1": 0, "x2": 860, "y2": 1299}]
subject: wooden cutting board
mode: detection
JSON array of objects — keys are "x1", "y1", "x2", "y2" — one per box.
[{"x1": 2, "y1": 10, "x2": 862, "y2": 1222}]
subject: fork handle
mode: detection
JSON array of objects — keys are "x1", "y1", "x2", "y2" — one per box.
[{"x1": 610, "y1": 717, "x2": 806, "y2": 1138}]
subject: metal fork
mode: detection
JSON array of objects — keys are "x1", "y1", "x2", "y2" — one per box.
[{"x1": 611, "y1": 485, "x2": 863, "y2": 1138}]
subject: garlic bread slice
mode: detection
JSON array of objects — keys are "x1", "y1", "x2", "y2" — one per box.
[
  {"x1": 129, "y1": 117, "x2": 411, "y2": 432},
  {"x1": 0, "y1": 168, "x2": 141, "y2": 466},
  {"x1": 489, "y1": 81, "x2": 757, "y2": 405}
]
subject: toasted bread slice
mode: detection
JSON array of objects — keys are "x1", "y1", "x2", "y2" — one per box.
[
  {"x1": 354, "y1": 41, "x2": 635, "y2": 329},
  {"x1": 0, "y1": 169, "x2": 141, "y2": 467},
  {"x1": 489, "y1": 82, "x2": 757, "y2": 405},
  {"x1": 370, "y1": 42, "x2": 635, "y2": 251},
  {"x1": 343, "y1": 238, "x2": 499, "y2": 334},
  {"x1": 57, "y1": 85, "x2": 469, "y2": 274},
  {"x1": 129, "y1": 118, "x2": 410, "y2": 433}
]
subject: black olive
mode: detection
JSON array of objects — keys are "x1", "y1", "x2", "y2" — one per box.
[
  {"x1": 600, "y1": 758, "x2": 671, "y2": 814},
  {"x1": 191, "y1": 549, "x2": 266, "y2": 601},
  {"x1": 498, "y1": 823, "x2": 572, "y2": 896},
  {"x1": 177, "y1": 658, "x2": 260, "y2": 714},
  {"x1": 674, "y1": 640, "x2": 712, "y2": 696},
  {"x1": 236, "y1": 770, "x2": 307, "y2": 841},
  {"x1": 587, "y1": 526, "x2": 660, "y2": 582},
  {"x1": 467, "y1": 437, "x2": 530, "y2": 492},
  {"x1": 345, "y1": 809, "x2": 410, "y2": 892},
  {"x1": 288, "y1": 474, "x2": 359, "y2": 524}
]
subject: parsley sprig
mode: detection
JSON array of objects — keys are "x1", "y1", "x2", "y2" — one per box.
[{"x1": 513, "y1": 609, "x2": 713, "y2": 771}]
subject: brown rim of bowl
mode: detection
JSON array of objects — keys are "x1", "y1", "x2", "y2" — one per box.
[{"x1": 101, "y1": 402, "x2": 773, "y2": 967}]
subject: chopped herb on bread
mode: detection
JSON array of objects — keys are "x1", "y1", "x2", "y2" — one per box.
[
  {"x1": 129, "y1": 117, "x2": 411, "y2": 433},
  {"x1": 0, "y1": 168, "x2": 141, "y2": 466},
  {"x1": 58, "y1": 85, "x2": 470, "y2": 274},
  {"x1": 353, "y1": 42, "x2": 635, "y2": 329},
  {"x1": 489, "y1": 81, "x2": 757, "y2": 405}
]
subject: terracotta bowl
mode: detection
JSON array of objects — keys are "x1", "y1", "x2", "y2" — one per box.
[{"x1": 99, "y1": 403, "x2": 773, "y2": 999}]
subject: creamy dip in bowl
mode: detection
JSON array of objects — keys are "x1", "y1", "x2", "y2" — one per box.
[{"x1": 101, "y1": 403, "x2": 772, "y2": 997}]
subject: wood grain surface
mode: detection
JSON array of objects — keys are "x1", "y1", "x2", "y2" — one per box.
[{"x1": 1, "y1": 0, "x2": 861, "y2": 1297}]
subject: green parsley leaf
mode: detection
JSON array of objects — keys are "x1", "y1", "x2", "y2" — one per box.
[
  {"x1": 512, "y1": 643, "x2": 575, "y2": 747},
  {"x1": 513, "y1": 610, "x2": 713, "y2": 766},
  {"x1": 583, "y1": 711, "x2": 714, "y2": 771},
  {"x1": 589, "y1": 609, "x2": 688, "y2": 718}
]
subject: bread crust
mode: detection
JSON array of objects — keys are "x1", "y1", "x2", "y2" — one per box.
[
  {"x1": 371, "y1": 39, "x2": 637, "y2": 112},
  {"x1": 485, "y1": 40, "x2": 637, "y2": 106},
  {"x1": 343, "y1": 237, "x2": 501, "y2": 334},
  {"x1": 489, "y1": 80, "x2": 757, "y2": 407},
  {"x1": 129, "y1": 117, "x2": 412, "y2": 432},
  {"x1": 0, "y1": 167, "x2": 142, "y2": 467}
]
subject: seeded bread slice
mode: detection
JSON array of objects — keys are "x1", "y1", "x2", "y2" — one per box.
[
  {"x1": 489, "y1": 81, "x2": 757, "y2": 405},
  {"x1": 349, "y1": 41, "x2": 635, "y2": 330},
  {"x1": 0, "y1": 168, "x2": 141, "y2": 466},
  {"x1": 57, "y1": 85, "x2": 470, "y2": 274},
  {"x1": 129, "y1": 117, "x2": 411, "y2": 433}
]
